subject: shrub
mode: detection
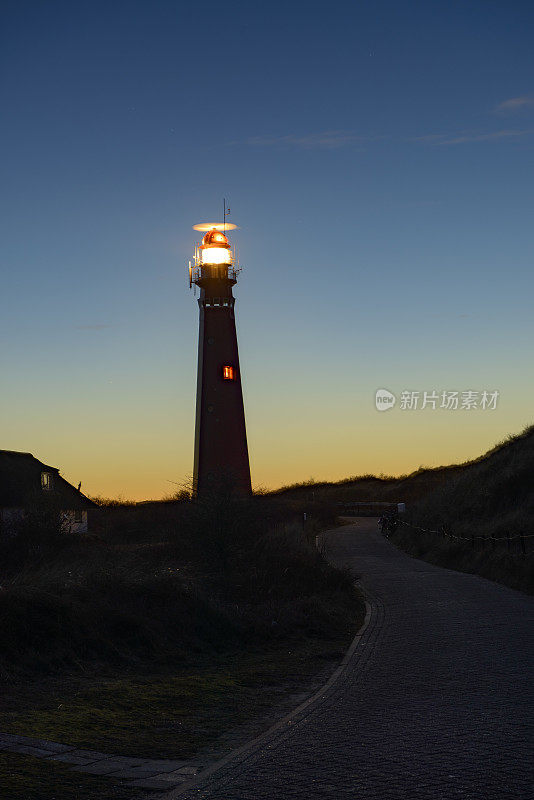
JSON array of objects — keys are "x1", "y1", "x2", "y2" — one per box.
[{"x1": 0, "y1": 488, "x2": 360, "y2": 680}]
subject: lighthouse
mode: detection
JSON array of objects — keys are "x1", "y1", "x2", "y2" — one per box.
[{"x1": 190, "y1": 222, "x2": 252, "y2": 496}]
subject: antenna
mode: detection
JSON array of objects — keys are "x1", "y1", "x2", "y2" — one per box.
[{"x1": 223, "y1": 198, "x2": 226, "y2": 234}]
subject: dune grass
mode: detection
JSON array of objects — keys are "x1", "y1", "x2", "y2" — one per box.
[
  {"x1": 0, "y1": 636, "x2": 354, "y2": 759},
  {"x1": 391, "y1": 525, "x2": 534, "y2": 595},
  {"x1": 389, "y1": 425, "x2": 534, "y2": 594}
]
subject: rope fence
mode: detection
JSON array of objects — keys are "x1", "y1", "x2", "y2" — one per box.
[{"x1": 391, "y1": 518, "x2": 534, "y2": 557}]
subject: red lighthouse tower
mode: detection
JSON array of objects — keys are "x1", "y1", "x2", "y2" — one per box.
[{"x1": 190, "y1": 222, "x2": 252, "y2": 496}]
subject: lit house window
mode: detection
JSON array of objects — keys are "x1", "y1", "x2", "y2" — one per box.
[
  {"x1": 222, "y1": 365, "x2": 235, "y2": 381},
  {"x1": 41, "y1": 472, "x2": 53, "y2": 491}
]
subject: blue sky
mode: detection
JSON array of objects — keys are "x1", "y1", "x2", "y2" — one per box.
[{"x1": 1, "y1": 0, "x2": 533, "y2": 498}]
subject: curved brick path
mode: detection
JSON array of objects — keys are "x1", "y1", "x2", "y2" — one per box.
[{"x1": 170, "y1": 519, "x2": 534, "y2": 800}]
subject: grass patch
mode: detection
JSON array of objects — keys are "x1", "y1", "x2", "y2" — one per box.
[
  {"x1": 0, "y1": 752, "x2": 143, "y2": 800},
  {"x1": 0, "y1": 635, "x2": 359, "y2": 759}
]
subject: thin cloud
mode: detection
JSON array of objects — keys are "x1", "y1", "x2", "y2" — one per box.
[
  {"x1": 412, "y1": 129, "x2": 532, "y2": 145},
  {"x1": 494, "y1": 95, "x2": 534, "y2": 113},
  {"x1": 240, "y1": 127, "x2": 530, "y2": 149},
  {"x1": 244, "y1": 131, "x2": 373, "y2": 149},
  {"x1": 75, "y1": 324, "x2": 112, "y2": 330},
  {"x1": 411, "y1": 134, "x2": 449, "y2": 143}
]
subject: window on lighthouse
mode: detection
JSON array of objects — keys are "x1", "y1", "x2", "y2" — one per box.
[{"x1": 222, "y1": 366, "x2": 235, "y2": 381}]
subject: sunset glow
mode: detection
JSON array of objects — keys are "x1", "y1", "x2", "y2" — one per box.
[{"x1": 1, "y1": 2, "x2": 532, "y2": 501}]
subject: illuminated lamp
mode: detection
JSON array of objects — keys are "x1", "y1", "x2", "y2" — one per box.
[{"x1": 200, "y1": 228, "x2": 232, "y2": 266}]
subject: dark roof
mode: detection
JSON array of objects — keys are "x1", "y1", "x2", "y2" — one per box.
[{"x1": 0, "y1": 450, "x2": 97, "y2": 509}]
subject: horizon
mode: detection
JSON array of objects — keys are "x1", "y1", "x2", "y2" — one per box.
[
  {"x1": 21, "y1": 422, "x2": 534, "y2": 503},
  {"x1": 2, "y1": 1, "x2": 533, "y2": 500}
]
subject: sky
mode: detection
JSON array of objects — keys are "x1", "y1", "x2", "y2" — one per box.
[{"x1": 1, "y1": 0, "x2": 533, "y2": 499}]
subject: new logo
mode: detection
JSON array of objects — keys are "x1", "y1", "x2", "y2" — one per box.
[{"x1": 375, "y1": 389, "x2": 396, "y2": 411}]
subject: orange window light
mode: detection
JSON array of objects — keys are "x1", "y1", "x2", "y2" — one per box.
[{"x1": 222, "y1": 365, "x2": 235, "y2": 381}]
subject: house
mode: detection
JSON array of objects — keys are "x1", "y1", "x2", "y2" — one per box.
[{"x1": 0, "y1": 450, "x2": 97, "y2": 534}]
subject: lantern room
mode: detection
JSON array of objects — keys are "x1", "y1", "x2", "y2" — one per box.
[
  {"x1": 190, "y1": 221, "x2": 240, "y2": 287},
  {"x1": 200, "y1": 228, "x2": 232, "y2": 266}
]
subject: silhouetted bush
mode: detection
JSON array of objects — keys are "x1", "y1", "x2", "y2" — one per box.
[
  {"x1": 0, "y1": 487, "x2": 359, "y2": 680},
  {"x1": 0, "y1": 495, "x2": 71, "y2": 575}
]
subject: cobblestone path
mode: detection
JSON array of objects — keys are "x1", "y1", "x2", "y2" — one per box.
[
  {"x1": 0, "y1": 732, "x2": 205, "y2": 791},
  {"x1": 170, "y1": 519, "x2": 534, "y2": 799}
]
